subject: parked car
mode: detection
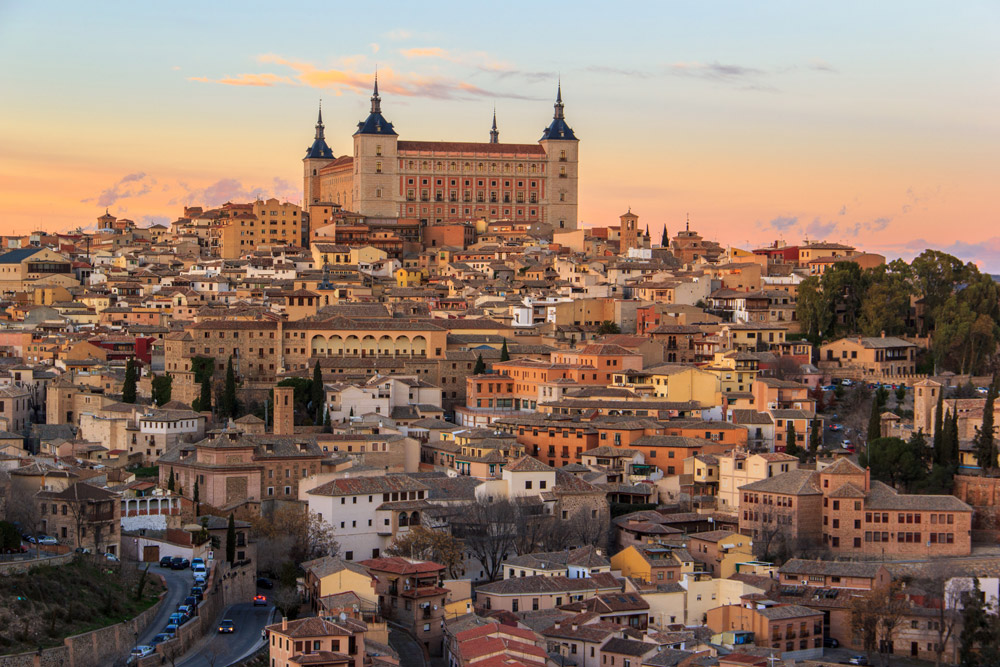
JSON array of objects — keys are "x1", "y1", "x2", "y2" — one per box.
[
  {"x1": 190, "y1": 586, "x2": 204, "y2": 601},
  {"x1": 151, "y1": 633, "x2": 171, "y2": 646},
  {"x1": 191, "y1": 557, "x2": 205, "y2": 568},
  {"x1": 841, "y1": 379, "x2": 854, "y2": 386},
  {"x1": 848, "y1": 657, "x2": 869, "y2": 666},
  {"x1": 170, "y1": 557, "x2": 190, "y2": 570},
  {"x1": 193, "y1": 572, "x2": 207, "y2": 585},
  {"x1": 130, "y1": 646, "x2": 155, "y2": 659},
  {"x1": 184, "y1": 595, "x2": 198, "y2": 608},
  {"x1": 823, "y1": 637, "x2": 839, "y2": 648},
  {"x1": 977, "y1": 386, "x2": 989, "y2": 395},
  {"x1": 256, "y1": 577, "x2": 273, "y2": 589},
  {"x1": 218, "y1": 619, "x2": 235, "y2": 634},
  {"x1": 163, "y1": 624, "x2": 178, "y2": 638},
  {"x1": 191, "y1": 563, "x2": 207, "y2": 578},
  {"x1": 104, "y1": 553, "x2": 119, "y2": 562},
  {"x1": 74, "y1": 547, "x2": 92, "y2": 554},
  {"x1": 28, "y1": 535, "x2": 57, "y2": 545},
  {"x1": 253, "y1": 595, "x2": 267, "y2": 606},
  {"x1": 2, "y1": 544, "x2": 27, "y2": 554},
  {"x1": 828, "y1": 423, "x2": 842, "y2": 431},
  {"x1": 177, "y1": 605, "x2": 193, "y2": 619},
  {"x1": 821, "y1": 384, "x2": 836, "y2": 391},
  {"x1": 168, "y1": 612, "x2": 187, "y2": 627},
  {"x1": 159, "y1": 556, "x2": 173, "y2": 567}
]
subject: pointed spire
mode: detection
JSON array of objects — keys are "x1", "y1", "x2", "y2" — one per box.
[
  {"x1": 686, "y1": 213, "x2": 690, "y2": 232},
  {"x1": 370, "y1": 69, "x2": 381, "y2": 114},
  {"x1": 553, "y1": 79, "x2": 565, "y2": 120},
  {"x1": 490, "y1": 105, "x2": 499, "y2": 144},
  {"x1": 315, "y1": 100, "x2": 326, "y2": 140}
]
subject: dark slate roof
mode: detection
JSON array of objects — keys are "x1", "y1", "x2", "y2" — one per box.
[
  {"x1": 356, "y1": 112, "x2": 397, "y2": 136},
  {"x1": 0, "y1": 247, "x2": 44, "y2": 264},
  {"x1": 541, "y1": 117, "x2": 577, "y2": 141}
]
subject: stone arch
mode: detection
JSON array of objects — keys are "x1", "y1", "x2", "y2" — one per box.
[
  {"x1": 328, "y1": 335, "x2": 344, "y2": 356},
  {"x1": 393, "y1": 335, "x2": 411, "y2": 356},
  {"x1": 410, "y1": 511, "x2": 420, "y2": 526},
  {"x1": 361, "y1": 335, "x2": 377, "y2": 357},
  {"x1": 310, "y1": 335, "x2": 328, "y2": 356},
  {"x1": 398, "y1": 512, "x2": 409, "y2": 527},
  {"x1": 412, "y1": 335, "x2": 427, "y2": 356},
  {"x1": 378, "y1": 335, "x2": 393, "y2": 356},
  {"x1": 345, "y1": 335, "x2": 360, "y2": 355}
]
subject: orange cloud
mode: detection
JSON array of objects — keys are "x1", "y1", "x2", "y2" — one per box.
[
  {"x1": 190, "y1": 54, "x2": 533, "y2": 100},
  {"x1": 188, "y1": 73, "x2": 296, "y2": 87}
]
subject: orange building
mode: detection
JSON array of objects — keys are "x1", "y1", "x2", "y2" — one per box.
[{"x1": 265, "y1": 616, "x2": 367, "y2": 667}]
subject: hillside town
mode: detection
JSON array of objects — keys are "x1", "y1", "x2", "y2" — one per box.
[{"x1": 2, "y1": 84, "x2": 1000, "y2": 667}]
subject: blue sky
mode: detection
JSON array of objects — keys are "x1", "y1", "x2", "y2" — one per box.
[{"x1": 1, "y1": 1, "x2": 998, "y2": 267}]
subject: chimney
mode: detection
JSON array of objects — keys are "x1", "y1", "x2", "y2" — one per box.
[
  {"x1": 282, "y1": 616, "x2": 288, "y2": 631},
  {"x1": 274, "y1": 386, "x2": 294, "y2": 436},
  {"x1": 881, "y1": 330, "x2": 886, "y2": 338},
  {"x1": 554, "y1": 621, "x2": 561, "y2": 629},
  {"x1": 864, "y1": 466, "x2": 871, "y2": 492}
]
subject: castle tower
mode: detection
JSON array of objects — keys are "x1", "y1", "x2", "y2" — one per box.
[
  {"x1": 303, "y1": 102, "x2": 335, "y2": 209},
  {"x1": 539, "y1": 81, "x2": 579, "y2": 231},
  {"x1": 274, "y1": 385, "x2": 295, "y2": 436},
  {"x1": 489, "y1": 108, "x2": 499, "y2": 144},
  {"x1": 352, "y1": 74, "x2": 399, "y2": 218},
  {"x1": 620, "y1": 209, "x2": 639, "y2": 252},
  {"x1": 913, "y1": 378, "x2": 942, "y2": 436}
]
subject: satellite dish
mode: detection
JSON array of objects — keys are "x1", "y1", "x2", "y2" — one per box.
[{"x1": 339, "y1": 612, "x2": 347, "y2": 621}]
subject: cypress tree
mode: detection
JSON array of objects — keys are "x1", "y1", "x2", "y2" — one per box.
[
  {"x1": 500, "y1": 339, "x2": 510, "y2": 362},
  {"x1": 167, "y1": 468, "x2": 175, "y2": 492},
  {"x1": 660, "y1": 225, "x2": 668, "y2": 247},
  {"x1": 473, "y1": 354, "x2": 486, "y2": 375},
  {"x1": 226, "y1": 513, "x2": 236, "y2": 564},
  {"x1": 785, "y1": 421, "x2": 798, "y2": 456},
  {"x1": 867, "y1": 396, "x2": 883, "y2": 443},
  {"x1": 122, "y1": 358, "x2": 137, "y2": 404},
  {"x1": 809, "y1": 419, "x2": 821, "y2": 453},
  {"x1": 222, "y1": 356, "x2": 238, "y2": 419},
  {"x1": 311, "y1": 361, "x2": 324, "y2": 424},
  {"x1": 199, "y1": 375, "x2": 212, "y2": 415},
  {"x1": 323, "y1": 407, "x2": 332, "y2": 433},
  {"x1": 193, "y1": 479, "x2": 199, "y2": 508},
  {"x1": 974, "y1": 379, "x2": 998, "y2": 471},
  {"x1": 944, "y1": 408, "x2": 960, "y2": 466},
  {"x1": 933, "y1": 390, "x2": 945, "y2": 462}
]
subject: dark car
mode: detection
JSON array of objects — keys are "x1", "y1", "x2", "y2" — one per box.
[
  {"x1": 160, "y1": 556, "x2": 173, "y2": 567},
  {"x1": 163, "y1": 624, "x2": 178, "y2": 638},
  {"x1": 184, "y1": 595, "x2": 198, "y2": 608},
  {"x1": 256, "y1": 577, "x2": 274, "y2": 589},
  {"x1": 151, "y1": 633, "x2": 171, "y2": 646},
  {"x1": 170, "y1": 557, "x2": 190, "y2": 570},
  {"x1": 253, "y1": 594, "x2": 267, "y2": 606},
  {"x1": 218, "y1": 619, "x2": 235, "y2": 634},
  {"x1": 190, "y1": 586, "x2": 204, "y2": 602},
  {"x1": 823, "y1": 637, "x2": 839, "y2": 648}
]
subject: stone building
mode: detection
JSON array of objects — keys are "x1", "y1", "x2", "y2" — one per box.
[
  {"x1": 37, "y1": 481, "x2": 121, "y2": 555},
  {"x1": 304, "y1": 78, "x2": 579, "y2": 231}
]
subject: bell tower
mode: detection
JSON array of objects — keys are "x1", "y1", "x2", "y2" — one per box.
[
  {"x1": 539, "y1": 81, "x2": 579, "y2": 231},
  {"x1": 620, "y1": 209, "x2": 639, "y2": 252}
]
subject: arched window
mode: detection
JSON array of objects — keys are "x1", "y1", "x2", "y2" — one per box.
[{"x1": 398, "y1": 512, "x2": 409, "y2": 527}]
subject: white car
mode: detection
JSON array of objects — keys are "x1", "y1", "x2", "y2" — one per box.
[{"x1": 130, "y1": 645, "x2": 155, "y2": 658}]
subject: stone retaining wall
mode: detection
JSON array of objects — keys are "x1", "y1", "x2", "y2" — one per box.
[{"x1": 0, "y1": 552, "x2": 75, "y2": 576}]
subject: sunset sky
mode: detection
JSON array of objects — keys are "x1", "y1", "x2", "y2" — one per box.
[{"x1": 1, "y1": 2, "x2": 998, "y2": 267}]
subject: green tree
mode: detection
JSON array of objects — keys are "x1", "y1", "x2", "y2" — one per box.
[
  {"x1": 473, "y1": 354, "x2": 486, "y2": 375},
  {"x1": 323, "y1": 407, "x2": 332, "y2": 433},
  {"x1": 226, "y1": 513, "x2": 236, "y2": 564},
  {"x1": 946, "y1": 407, "x2": 961, "y2": 465},
  {"x1": 500, "y1": 339, "x2": 510, "y2": 362},
  {"x1": 858, "y1": 261, "x2": 914, "y2": 338},
  {"x1": 151, "y1": 373, "x2": 172, "y2": 406},
  {"x1": 809, "y1": 419, "x2": 822, "y2": 454},
  {"x1": 122, "y1": 358, "x2": 137, "y2": 404},
  {"x1": 795, "y1": 276, "x2": 832, "y2": 342},
  {"x1": 221, "y1": 356, "x2": 239, "y2": 420},
  {"x1": 190, "y1": 356, "x2": 215, "y2": 384},
  {"x1": 311, "y1": 361, "x2": 324, "y2": 424},
  {"x1": 660, "y1": 224, "x2": 668, "y2": 247},
  {"x1": 193, "y1": 479, "x2": 199, "y2": 509},
  {"x1": 785, "y1": 421, "x2": 800, "y2": 458},
  {"x1": 860, "y1": 435, "x2": 929, "y2": 492},
  {"x1": 959, "y1": 578, "x2": 991, "y2": 667},
  {"x1": 973, "y1": 379, "x2": 998, "y2": 471},
  {"x1": 0, "y1": 520, "x2": 20, "y2": 552},
  {"x1": 194, "y1": 374, "x2": 212, "y2": 414},
  {"x1": 867, "y1": 396, "x2": 883, "y2": 443},
  {"x1": 933, "y1": 390, "x2": 945, "y2": 462},
  {"x1": 597, "y1": 320, "x2": 621, "y2": 335}
]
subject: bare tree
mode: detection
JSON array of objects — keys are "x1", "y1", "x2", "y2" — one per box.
[
  {"x1": 453, "y1": 499, "x2": 518, "y2": 582},
  {"x1": 568, "y1": 507, "x2": 609, "y2": 550},
  {"x1": 6, "y1": 488, "x2": 42, "y2": 557},
  {"x1": 850, "y1": 581, "x2": 910, "y2": 667},
  {"x1": 922, "y1": 574, "x2": 972, "y2": 667},
  {"x1": 271, "y1": 585, "x2": 302, "y2": 620}
]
